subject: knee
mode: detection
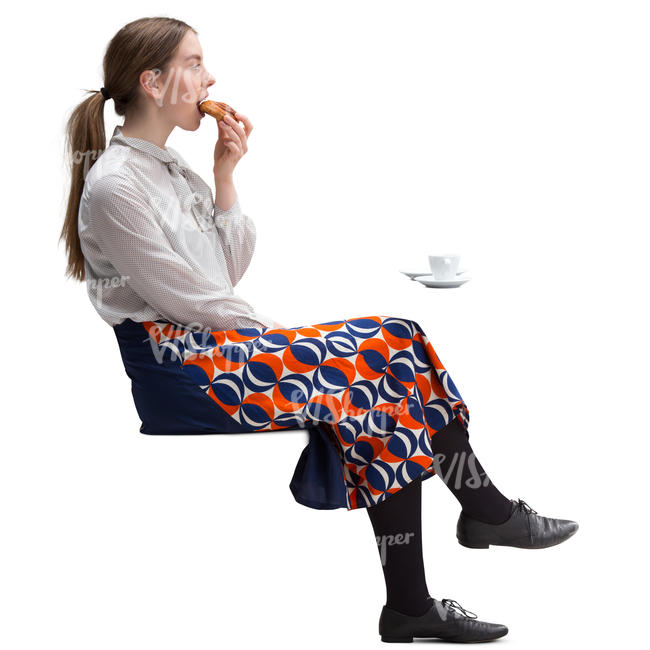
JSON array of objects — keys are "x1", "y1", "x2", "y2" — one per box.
[{"x1": 380, "y1": 315, "x2": 421, "y2": 333}]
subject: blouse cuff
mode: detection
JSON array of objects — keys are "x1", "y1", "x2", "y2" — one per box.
[
  {"x1": 213, "y1": 195, "x2": 244, "y2": 228},
  {"x1": 252, "y1": 311, "x2": 276, "y2": 329}
]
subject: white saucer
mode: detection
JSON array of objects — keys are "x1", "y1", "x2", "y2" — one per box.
[
  {"x1": 401, "y1": 269, "x2": 467, "y2": 280},
  {"x1": 414, "y1": 274, "x2": 471, "y2": 288}
]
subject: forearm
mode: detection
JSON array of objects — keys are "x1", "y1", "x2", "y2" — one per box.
[{"x1": 213, "y1": 173, "x2": 236, "y2": 211}]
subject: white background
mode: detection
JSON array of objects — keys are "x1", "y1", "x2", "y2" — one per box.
[{"x1": 2, "y1": 0, "x2": 648, "y2": 648}]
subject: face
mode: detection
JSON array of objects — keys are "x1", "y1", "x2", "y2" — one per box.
[{"x1": 149, "y1": 30, "x2": 215, "y2": 130}]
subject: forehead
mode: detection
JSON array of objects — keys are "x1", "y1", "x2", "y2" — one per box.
[{"x1": 175, "y1": 30, "x2": 202, "y2": 58}]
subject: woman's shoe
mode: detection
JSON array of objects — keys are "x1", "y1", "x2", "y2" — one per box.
[
  {"x1": 378, "y1": 596, "x2": 508, "y2": 643},
  {"x1": 457, "y1": 498, "x2": 579, "y2": 549}
]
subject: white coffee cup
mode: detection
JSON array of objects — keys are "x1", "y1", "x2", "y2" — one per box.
[{"x1": 429, "y1": 254, "x2": 461, "y2": 280}]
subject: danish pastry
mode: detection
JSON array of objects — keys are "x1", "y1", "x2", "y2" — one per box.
[{"x1": 198, "y1": 100, "x2": 237, "y2": 121}]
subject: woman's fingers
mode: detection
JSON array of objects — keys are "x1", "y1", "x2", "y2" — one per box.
[
  {"x1": 222, "y1": 114, "x2": 248, "y2": 153},
  {"x1": 219, "y1": 120, "x2": 243, "y2": 153},
  {"x1": 233, "y1": 112, "x2": 253, "y2": 137},
  {"x1": 217, "y1": 111, "x2": 253, "y2": 159}
]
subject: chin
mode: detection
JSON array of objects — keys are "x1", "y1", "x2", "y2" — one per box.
[{"x1": 177, "y1": 118, "x2": 202, "y2": 132}]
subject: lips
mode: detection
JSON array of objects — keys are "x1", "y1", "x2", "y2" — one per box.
[{"x1": 197, "y1": 94, "x2": 208, "y2": 116}]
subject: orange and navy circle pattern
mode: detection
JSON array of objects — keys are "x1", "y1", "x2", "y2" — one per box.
[{"x1": 141, "y1": 315, "x2": 470, "y2": 510}]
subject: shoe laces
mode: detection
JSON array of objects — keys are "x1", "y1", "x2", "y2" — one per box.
[
  {"x1": 516, "y1": 499, "x2": 538, "y2": 544},
  {"x1": 516, "y1": 499, "x2": 537, "y2": 515},
  {"x1": 441, "y1": 598, "x2": 478, "y2": 619}
]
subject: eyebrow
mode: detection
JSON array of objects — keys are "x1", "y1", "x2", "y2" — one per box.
[{"x1": 184, "y1": 54, "x2": 202, "y2": 62}]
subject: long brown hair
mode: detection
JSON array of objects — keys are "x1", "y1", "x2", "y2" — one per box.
[{"x1": 59, "y1": 16, "x2": 196, "y2": 282}]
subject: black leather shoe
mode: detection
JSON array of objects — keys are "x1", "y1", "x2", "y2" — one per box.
[
  {"x1": 378, "y1": 596, "x2": 508, "y2": 643},
  {"x1": 457, "y1": 498, "x2": 579, "y2": 549}
]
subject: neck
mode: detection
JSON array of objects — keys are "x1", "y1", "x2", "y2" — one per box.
[{"x1": 120, "y1": 109, "x2": 174, "y2": 150}]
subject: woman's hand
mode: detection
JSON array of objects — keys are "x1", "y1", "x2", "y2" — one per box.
[{"x1": 213, "y1": 111, "x2": 253, "y2": 182}]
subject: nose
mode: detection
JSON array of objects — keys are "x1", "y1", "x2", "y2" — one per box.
[{"x1": 204, "y1": 71, "x2": 215, "y2": 88}]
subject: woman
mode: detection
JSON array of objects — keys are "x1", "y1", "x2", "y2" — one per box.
[{"x1": 59, "y1": 16, "x2": 578, "y2": 644}]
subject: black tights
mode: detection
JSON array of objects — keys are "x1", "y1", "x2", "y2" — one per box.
[
  {"x1": 367, "y1": 474, "x2": 430, "y2": 616},
  {"x1": 366, "y1": 416, "x2": 512, "y2": 616},
  {"x1": 427, "y1": 416, "x2": 512, "y2": 524}
]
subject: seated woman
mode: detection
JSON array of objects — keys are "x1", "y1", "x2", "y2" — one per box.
[{"x1": 60, "y1": 16, "x2": 578, "y2": 645}]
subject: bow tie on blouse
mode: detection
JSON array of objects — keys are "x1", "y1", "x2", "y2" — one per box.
[
  {"x1": 110, "y1": 125, "x2": 215, "y2": 232},
  {"x1": 163, "y1": 159, "x2": 215, "y2": 232}
]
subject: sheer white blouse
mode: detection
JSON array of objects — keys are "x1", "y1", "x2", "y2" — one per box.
[{"x1": 77, "y1": 125, "x2": 275, "y2": 332}]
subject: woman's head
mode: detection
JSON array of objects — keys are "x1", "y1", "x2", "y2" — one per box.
[
  {"x1": 60, "y1": 16, "x2": 215, "y2": 282},
  {"x1": 104, "y1": 21, "x2": 215, "y2": 132}
]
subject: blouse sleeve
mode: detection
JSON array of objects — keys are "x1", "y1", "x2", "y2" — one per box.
[
  {"x1": 88, "y1": 174, "x2": 270, "y2": 332},
  {"x1": 212, "y1": 195, "x2": 256, "y2": 287}
]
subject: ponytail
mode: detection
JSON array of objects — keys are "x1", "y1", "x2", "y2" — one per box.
[{"x1": 59, "y1": 89, "x2": 107, "y2": 281}]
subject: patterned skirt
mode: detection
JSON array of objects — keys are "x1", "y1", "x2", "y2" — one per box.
[{"x1": 112, "y1": 315, "x2": 470, "y2": 511}]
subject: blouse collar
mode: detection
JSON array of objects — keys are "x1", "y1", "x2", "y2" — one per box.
[{"x1": 109, "y1": 124, "x2": 186, "y2": 167}]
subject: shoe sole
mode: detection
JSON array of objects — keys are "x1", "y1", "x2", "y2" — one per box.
[
  {"x1": 458, "y1": 539, "x2": 490, "y2": 549},
  {"x1": 457, "y1": 529, "x2": 578, "y2": 550},
  {"x1": 381, "y1": 631, "x2": 508, "y2": 643}
]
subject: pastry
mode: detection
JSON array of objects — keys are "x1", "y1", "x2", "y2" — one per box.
[{"x1": 198, "y1": 100, "x2": 237, "y2": 121}]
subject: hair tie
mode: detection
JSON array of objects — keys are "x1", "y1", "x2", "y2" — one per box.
[{"x1": 100, "y1": 87, "x2": 111, "y2": 100}]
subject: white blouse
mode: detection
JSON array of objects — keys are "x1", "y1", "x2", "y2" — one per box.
[{"x1": 78, "y1": 125, "x2": 275, "y2": 332}]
